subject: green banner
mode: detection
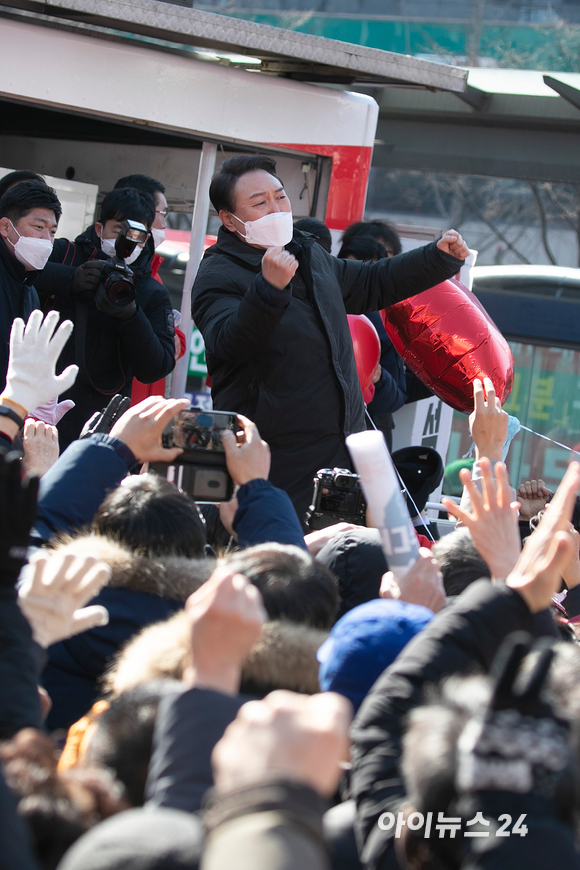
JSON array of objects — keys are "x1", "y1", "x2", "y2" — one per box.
[{"x1": 188, "y1": 325, "x2": 207, "y2": 376}]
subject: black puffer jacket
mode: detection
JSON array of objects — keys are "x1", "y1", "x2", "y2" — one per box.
[
  {"x1": 34, "y1": 226, "x2": 175, "y2": 446},
  {"x1": 0, "y1": 237, "x2": 40, "y2": 391},
  {"x1": 192, "y1": 228, "x2": 463, "y2": 518},
  {"x1": 193, "y1": 228, "x2": 463, "y2": 445}
]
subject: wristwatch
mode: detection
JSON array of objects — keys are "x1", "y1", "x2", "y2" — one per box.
[{"x1": 0, "y1": 405, "x2": 25, "y2": 428}]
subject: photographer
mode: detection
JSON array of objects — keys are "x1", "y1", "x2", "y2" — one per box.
[{"x1": 35, "y1": 188, "x2": 176, "y2": 447}]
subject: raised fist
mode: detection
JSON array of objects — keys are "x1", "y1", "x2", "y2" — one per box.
[{"x1": 261, "y1": 246, "x2": 299, "y2": 290}]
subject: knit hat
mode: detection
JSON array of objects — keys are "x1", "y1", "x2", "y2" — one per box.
[
  {"x1": 392, "y1": 446, "x2": 444, "y2": 516},
  {"x1": 57, "y1": 807, "x2": 203, "y2": 870},
  {"x1": 317, "y1": 599, "x2": 434, "y2": 711}
]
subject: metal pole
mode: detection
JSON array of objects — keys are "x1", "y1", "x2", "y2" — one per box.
[{"x1": 170, "y1": 140, "x2": 218, "y2": 398}]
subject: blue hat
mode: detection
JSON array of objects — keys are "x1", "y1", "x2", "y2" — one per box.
[{"x1": 317, "y1": 599, "x2": 434, "y2": 711}]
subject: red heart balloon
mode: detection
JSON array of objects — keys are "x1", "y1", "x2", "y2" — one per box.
[
  {"x1": 381, "y1": 278, "x2": 513, "y2": 414},
  {"x1": 347, "y1": 314, "x2": 381, "y2": 394}
]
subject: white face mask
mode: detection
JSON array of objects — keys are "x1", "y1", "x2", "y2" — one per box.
[
  {"x1": 6, "y1": 221, "x2": 53, "y2": 270},
  {"x1": 100, "y1": 235, "x2": 117, "y2": 258},
  {"x1": 232, "y1": 210, "x2": 293, "y2": 248},
  {"x1": 124, "y1": 246, "x2": 143, "y2": 266},
  {"x1": 151, "y1": 228, "x2": 166, "y2": 249}
]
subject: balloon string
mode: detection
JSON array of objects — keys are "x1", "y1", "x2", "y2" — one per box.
[
  {"x1": 363, "y1": 408, "x2": 436, "y2": 543},
  {"x1": 519, "y1": 425, "x2": 580, "y2": 458}
]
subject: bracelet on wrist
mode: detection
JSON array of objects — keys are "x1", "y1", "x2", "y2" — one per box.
[
  {"x1": 0, "y1": 405, "x2": 25, "y2": 428},
  {"x1": 0, "y1": 396, "x2": 28, "y2": 417}
]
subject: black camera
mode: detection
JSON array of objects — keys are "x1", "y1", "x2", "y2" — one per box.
[
  {"x1": 305, "y1": 467, "x2": 367, "y2": 531},
  {"x1": 150, "y1": 408, "x2": 238, "y2": 503},
  {"x1": 99, "y1": 220, "x2": 148, "y2": 309}
]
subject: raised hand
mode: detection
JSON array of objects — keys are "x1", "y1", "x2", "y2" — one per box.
[
  {"x1": 18, "y1": 552, "x2": 111, "y2": 648},
  {"x1": 221, "y1": 415, "x2": 270, "y2": 486},
  {"x1": 212, "y1": 690, "x2": 352, "y2": 797},
  {"x1": 109, "y1": 396, "x2": 189, "y2": 463},
  {"x1": 183, "y1": 566, "x2": 267, "y2": 695},
  {"x1": 22, "y1": 419, "x2": 59, "y2": 479},
  {"x1": 505, "y1": 461, "x2": 580, "y2": 613},
  {"x1": 517, "y1": 478, "x2": 552, "y2": 520},
  {"x1": 261, "y1": 246, "x2": 298, "y2": 290},
  {"x1": 380, "y1": 547, "x2": 446, "y2": 613},
  {"x1": 443, "y1": 458, "x2": 521, "y2": 581},
  {"x1": 436, "y1": 229, "x2": 469, "y2": 260},
  {"x1": 470, "y1": 377, "x2": 508, "y2": 461},
  {"x1": 2, "y1": 310, "x2": 78, "y2": 416}
]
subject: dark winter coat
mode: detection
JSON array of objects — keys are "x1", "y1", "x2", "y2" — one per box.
[
  {"x1": 34, "y1": 226, "x2": 175, "y2": 446},
  {"x1": 0, "y1": 236, "x2": 40, "y2": 390},
  {"x1": 349, "y1": 580, "x2": 566, "y2": 870},
  {"x1": 41, "y1": 535, "x2": 211, "y2": 731},
  {"x1": 192, "y1": 228, "x2": 463, "y2": 518}
]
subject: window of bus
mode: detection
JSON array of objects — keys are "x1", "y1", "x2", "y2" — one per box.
[{"x1": 446, "y1": 341, "x2": 580, "y2": 491}]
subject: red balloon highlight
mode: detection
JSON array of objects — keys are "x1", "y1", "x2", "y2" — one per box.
[
  {"x1": 381, "y1": 278, "x2": 514, "y2": 414},
  {"x1": 347, "y1": 314, "x2": 381, "y2": 394}
]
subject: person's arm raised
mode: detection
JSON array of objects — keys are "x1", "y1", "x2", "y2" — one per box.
[
  {"x1": 0, "y1": 310, "x2": 78, "y2": 442},
  {"x1": 223, "y1": 415, "x2": 306, "y2": 550},
  {"x1": 337, "y1": 229, "x2": 468, "y2": 314},
  {"x1": 34, "y1": 397, "x2": 189, "y2": 541},
  {"x1": 443, "y1": 458, "x2": 521, "y2": 582}
]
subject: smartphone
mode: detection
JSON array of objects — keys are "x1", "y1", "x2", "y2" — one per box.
[
  {"x1": 153, "y1": 408, "x2": 239, "y2": 503},
  {"x1": 162, "y1": 409, "x2": 238, "y2": 451}
]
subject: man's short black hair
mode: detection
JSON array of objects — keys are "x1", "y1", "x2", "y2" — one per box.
[
  {"x1": 0, "y1": 180, "x2": 62, "y2": 224},
  {"x1": 92, "y1": 474, "x2": 206, "y2": 558},
  {"x1": 0, "y1": 170, "x2": 45, "y2": 202},
  {"x1": 339, "y1": 220, "x2": 402, "y2": 257},
  {"x1": 225, "y1": 543, "x2": 339, "y2": 630},
  {"x1": 338, "y1": 236, "x2": 388, "y2": 262},
  {"x1": 209, "y1": 154, "x2": 284, "y2": 214},
  {"x1": 99, "y1": 188, "x2": 156, "y2": 231},
  {"x1": 113, "y1": 174, "x2": 165, "y2": 197},
  {"x1": 293, "y1": 217, "x2": 332, "y2": 253}
]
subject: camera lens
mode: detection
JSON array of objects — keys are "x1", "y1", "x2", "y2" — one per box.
[{"x1": 104, "y1": 274, "x2": 135, "y2": 308}]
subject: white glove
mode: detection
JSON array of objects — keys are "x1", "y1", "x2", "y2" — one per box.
[
  {"x1": 3, "y1": 310, "x2": 79, "y2": 415},
  {"x1": 18, "y1": 552, "x2": 111, "y2": 648},
  {"x1": 28, "y1": 397, "x2": 76, "y2": 425}
]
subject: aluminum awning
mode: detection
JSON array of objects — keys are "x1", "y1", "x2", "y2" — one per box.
[{"x1": 0, "y1": 0, "x2": 467, "y2": 91}]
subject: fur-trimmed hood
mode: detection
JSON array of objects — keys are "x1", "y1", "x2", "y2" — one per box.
[
  {"x1": 104, "y1": 614, "x2": 327, "y2": 699},
  {"x1": 49, "y1": 534, "x2": 214, "y2": 601}
]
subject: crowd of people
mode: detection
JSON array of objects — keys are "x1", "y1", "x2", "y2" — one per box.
[{"x1": 0, "y1": 160, "x2": 579, "y2": 870}]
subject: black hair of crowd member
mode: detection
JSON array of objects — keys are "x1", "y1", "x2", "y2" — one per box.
[
  {"x1": 86, "y1": 681, "x2": 181, "y2": 807},
  {"x1": 0, "y1": 169, "x2": 45, "y2": 202},
  {"x1": 339, "y1": 219, "x2": 402, "y2": 258},
  {"x1": 430, "y1": 527, "x2": 490, "y2": 598},
  {"x1": 92, "y1": 475, "x2": 206, "y2": 559},
  {"x1": 338, "y1": 236, "x2": 388, "y2": 262},
  {"x1": 0, "y1": 180, "x2": 62, "y2": 224},
  {"x1": 225, "y1": 543, "x2": 339, "y2": 630},
  {"x1": 113, "y1": 174, "x2": 165, "y2": 197},
  {"x1": 209, "y1": 154, "x2": 284, "y2": 214},
  {"x1": 98, "y1": 188, "x2": 155, "y2": 232},
  {"x1": 293, "y1": 217, "x2": 332, "y2": 253}
]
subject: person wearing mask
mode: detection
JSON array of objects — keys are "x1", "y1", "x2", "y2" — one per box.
[
  {"x1": 192, "y1": 154, "x2": 468, "y2": 523},
  {"x1": 0, "y1": 181, "x2": 61, "y2": 389},
  {"x1": 34, "y1": 187, "x2": 176, "y2": 447},
  {"x1": 113, "y1": 173, "x2": 168, "y2": 281},
  {"x1": 112, "y1": 174, "x2": 186, "y2": 404}
]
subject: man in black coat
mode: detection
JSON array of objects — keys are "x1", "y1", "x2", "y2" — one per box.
[
  {"x1": 0, "y1": 181, "x2": 62, "y2": 389},
  {"x1": 34, "y1": 188, "x2": 176, "y2": 447},
  {"x1": 192, "y1": 155, "x2": 468, "y2": 522}
]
